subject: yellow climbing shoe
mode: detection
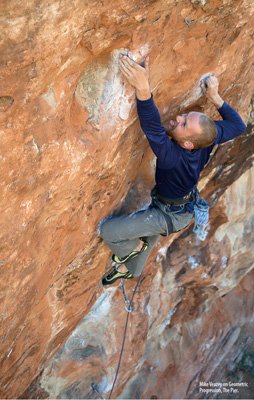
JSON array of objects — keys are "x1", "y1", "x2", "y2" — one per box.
[
  {"x1": 102, "y1": 266, "x2": 133, "y2": 286},
  {"x1": 112, "y1": 240, "x2": 148, "y2": 264}
]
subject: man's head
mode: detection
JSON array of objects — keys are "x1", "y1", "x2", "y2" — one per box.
[{"x1": 168, "y1": 112, "x2": 217, "y2": 150}]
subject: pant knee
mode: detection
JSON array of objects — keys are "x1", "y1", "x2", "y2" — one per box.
[
  {"x1": 100, "y1": 219, "x2": 113, "y2": 241},
  {"x1": 132, "y1": 272, "x2": 141, "y2": 278}
]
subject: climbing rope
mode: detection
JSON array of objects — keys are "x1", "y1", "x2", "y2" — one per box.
[
  {"x1": 91, "y1": 272, "x2": 144, "y2": 400},
  {"x1": 108, "y1": 272, "x2": 144, "y2": 399}
]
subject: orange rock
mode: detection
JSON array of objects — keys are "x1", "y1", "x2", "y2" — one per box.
[{"x1": 0, "y1": 0, "x2": 253, "y2": 398}]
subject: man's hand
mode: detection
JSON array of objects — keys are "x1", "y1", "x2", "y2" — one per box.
[
  {"x1": 200, "y1": 74, "x2": 224, "y2": 108},
  {"x1": 119, "y1": 55, "x2": 151, "y2": 100}
]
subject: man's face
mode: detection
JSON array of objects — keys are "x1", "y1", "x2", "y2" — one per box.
[{"x1": 168, "y1": 112, "x2": 203, "y2": 149}]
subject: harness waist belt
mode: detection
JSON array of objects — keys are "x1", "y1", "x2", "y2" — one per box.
[{"x1": 156, "y1": 191, "x2": 194, "y2": 206}]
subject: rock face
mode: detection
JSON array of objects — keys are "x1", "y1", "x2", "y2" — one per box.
[{"x1": 0, "y1": 1, "x2": 253, "y2": 398}]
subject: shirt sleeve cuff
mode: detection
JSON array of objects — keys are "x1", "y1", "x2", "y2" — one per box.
[
  {"x1": 136, "y1": 93, "x2": 153, "y2": 104},
  {"x1": 217, "y1": 101, "x2": 226, "y2": 112}
]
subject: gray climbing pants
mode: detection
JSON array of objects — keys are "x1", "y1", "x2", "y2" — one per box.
[{"x1": 100, "y1": 199, "x2": 194, "y2": 277}]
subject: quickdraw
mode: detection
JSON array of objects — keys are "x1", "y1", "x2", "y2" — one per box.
[{"x1": 120, "y1": 278, "x2": 133, "y2": 313}]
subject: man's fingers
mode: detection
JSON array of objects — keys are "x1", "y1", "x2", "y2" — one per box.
[
  {"x1": 119, "y1": 63, "x2": 131, "y2": 77},
  {"x1": 121, "y1": 56, "x2": 143, "y2": 72},
  {"x1": 205, "y1": 77, "x2": 212, "y2": 88},
  {"x1": 144, "y1": 56, "x2": 149, "y2": 71},
  {"x1": 211, "y1": 75, "x2": 219, "y2": 85},
  {"x1": 200, "y1": 81, "x2": 205, "y2": 91},
  {"x1": 120, "y1": 58, "x2": 136, "y2": 75},
  {"x1": 124, "y1": 56, "x2": 138, "y2": 68},
  {"x1": 200, "y1": 79, "x2": 207, "y2": 91},
  {"x1": 201, "y1": 75, "x2": 216, "y2": 89},
  {"x1": 207, "y1": 74, "x2": 217, "y2": 84},
  {"x1": 119, "y1": 59, "x2": 132, "y2": 73},
  {"x1": 120, "y1": 55, "x2": 149, "y2": 74}
]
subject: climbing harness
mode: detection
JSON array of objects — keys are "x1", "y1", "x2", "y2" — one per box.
[{"x1": 152, "y1": 185, "x2": 210, "y2": 241}]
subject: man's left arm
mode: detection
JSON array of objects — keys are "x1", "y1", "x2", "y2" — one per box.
[
  {"x1": 214, "y1": 102, "x2": 247, "y2": 144},
  {"x1": 201, "y1": 75, "x2": 247, "y2": 144}
]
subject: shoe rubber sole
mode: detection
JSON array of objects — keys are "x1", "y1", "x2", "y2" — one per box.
[{"x1": 102, "y1": 267, "x2": 133, "y2": 286}]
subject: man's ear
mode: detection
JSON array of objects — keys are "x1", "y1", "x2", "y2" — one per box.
[{"x1": 182, "y1": 140, "x2": 195, "y2": 150}]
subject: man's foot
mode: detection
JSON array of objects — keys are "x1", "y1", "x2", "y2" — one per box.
[
  {"x1": 112, "y1": 239, "x2": 148, "y2": 264},
  {"x1": 102, "y1": 265, "x2": 133, "y2": 286}
]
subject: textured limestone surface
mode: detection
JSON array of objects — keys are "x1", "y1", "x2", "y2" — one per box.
[
  {"x1": 0, "y1": 0, "x2": 254, "y2": 398},
  {"x1": 23, "y1": 165, "x2": 254, "y2": 400}
]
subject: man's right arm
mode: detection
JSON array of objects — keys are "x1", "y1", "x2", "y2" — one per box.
[
  {"x1": 136, "y1": 95, "x2": 180, "y2": 168},
  {"x1": 119, "y1": 55, "x2": 180, "y2": 169}
]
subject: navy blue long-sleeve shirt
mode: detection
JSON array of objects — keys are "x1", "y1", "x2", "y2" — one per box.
[{"x1": 137, "y1": 96, "x2": 246, "y2": 199}]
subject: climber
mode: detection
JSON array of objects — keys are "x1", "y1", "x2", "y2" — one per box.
[{"x1": 100, "y1": 54, "x2": 246, "y2": 286}]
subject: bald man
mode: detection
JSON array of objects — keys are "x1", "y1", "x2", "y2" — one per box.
[{"x1": 100, "y1": 55, "x2": 246, "y2": 286}]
